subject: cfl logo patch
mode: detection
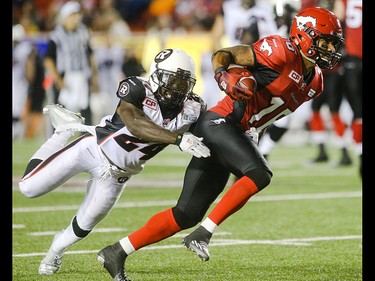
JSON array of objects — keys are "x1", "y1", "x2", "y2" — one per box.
[
  {"x1": 289, "y1": 70, "x2": 301, "y2": 83},
  {"x1": 142, "y1": 98, "x2": 157, "y2": 110}
]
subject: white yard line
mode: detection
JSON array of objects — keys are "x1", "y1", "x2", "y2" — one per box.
[
  {"x1": 12, "y1": 234, "x2": 362, "y2": 258},
  {"x1": 12, "y1": 191, "x2": 362, "y2": 213}
]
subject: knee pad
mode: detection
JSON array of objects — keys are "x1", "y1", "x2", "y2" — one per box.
[
  {"x1": 244, "y1": 168, "x2": 272, "y2": 191},
  {"x1": 72, "y1": 216, "x2": 92, "y2": 238},
  {"x1": 172, "y1": 206, "x2": 203, "y2": 230}
]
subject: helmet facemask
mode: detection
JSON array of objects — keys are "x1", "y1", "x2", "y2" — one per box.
[
  {"x1": 302, "y1": 26, "x2": 344, "y2": 69},
  {"x1": 152, "y1": 68, "x2": 196, "y2": 108}
]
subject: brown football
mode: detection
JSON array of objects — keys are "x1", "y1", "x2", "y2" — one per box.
[{"x1": 227, "y1": 67, "x2": 257, "y2": 92}]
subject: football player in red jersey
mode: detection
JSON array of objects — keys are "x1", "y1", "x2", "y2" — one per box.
[
  {"x1": 335, "y1": 0, "x2": 362, "y2": 177},
  {"x1": 98, "y1": 7, "x2": 345, "y2": 280}
]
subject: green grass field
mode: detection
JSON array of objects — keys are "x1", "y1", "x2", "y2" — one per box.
[{"x1": 12, "y1": 134, "x2": 362, "y2": 281}]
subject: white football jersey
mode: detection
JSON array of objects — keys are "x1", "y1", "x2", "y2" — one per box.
[
  {"x1": 96, "y1": 76, "x2": 205, "y2": 175},
  {"x1": 222, "y1": 0, "x2": 278, "y2": 45}
]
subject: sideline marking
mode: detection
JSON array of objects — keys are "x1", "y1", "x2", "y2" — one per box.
[{"x1": 12, "y1": 234, "x2": 362, "y2": 257}]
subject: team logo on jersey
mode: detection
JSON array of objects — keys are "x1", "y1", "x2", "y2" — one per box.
[
  {"x1": 118, "y1": 177, "x2": 129, "y2": 183},
  {"x1": 210, "y1": 118, "x2": 226, "y2": 125},
  {"x1": 296, "y1": 16, "x2": 316, "y2": 30},
  {"x1": 155, "y1": 49, "x2": 173, "y2": 63},
  {"x1": 289, "y1": 70, "x2": 301, "y2": 83},
  {"x1": 118, "y1": 81, "x2": 129, "y2": 97},
  {"x1": 260, "y1": 39, "x2": 273, "y2": 56},
  {"x1": 142, "y1": 97, "x2": 157, "y2": 110},
  {"x1": 182, "y1": 114, "x2": 198, "y2": 122},
  {"x1": 307, "y1": 89, "x2": 316, "y2": 98},
  {"x1": 290, "y1": 92, "x2": 298, "y2": 104}
]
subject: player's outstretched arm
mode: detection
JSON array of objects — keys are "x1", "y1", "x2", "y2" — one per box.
[{"x1": 117, "y1": 100, "x2": 210, "y2": 158}]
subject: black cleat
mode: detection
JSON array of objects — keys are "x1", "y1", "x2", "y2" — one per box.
[
  {"x1": 182, "y1": 226, "x2": 212, "y2": 262},
  {"x1": 311, "y1": 143, "x2": 329, "y2": 163},
  {"x1": 337, "y1": 148, "x2": 352, "y2": 166},
  {"x1": 98, "y1": 242, "x2": 130, "y2": 281},
  {"x1": 312, "y1": 152, "x2": 329, "y2": 163}
]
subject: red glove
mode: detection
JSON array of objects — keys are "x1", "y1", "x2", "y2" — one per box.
[{"x1": 214, "y1": 70, "x2": 254, "y2": 100}]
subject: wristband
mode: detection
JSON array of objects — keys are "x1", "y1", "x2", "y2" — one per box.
[
  {"x1": 175, "y1": 134, "x2": 183, "y2": 146},
  {"x1": 214, "y1": 66, "x2": 226, "y2": 75}
]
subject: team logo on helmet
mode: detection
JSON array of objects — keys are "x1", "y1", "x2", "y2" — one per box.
[
  {"x1": 154, "y1": 49, "x2": 173, "y2": 63},
  {"x1": 296, "y1": 16, "x2": 316, "y2": 31}
]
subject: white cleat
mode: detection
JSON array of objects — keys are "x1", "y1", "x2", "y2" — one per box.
[
  {"x1": 38, "y1": 231, "x2": 65, "y2": 275},
  {"x1": 43, "y1": 104, "x2": 85, "y2": 129}
]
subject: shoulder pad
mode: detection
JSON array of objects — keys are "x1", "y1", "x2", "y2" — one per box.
[{"x1": 116, "y1": 77, "x2": 147, "y2": 99}]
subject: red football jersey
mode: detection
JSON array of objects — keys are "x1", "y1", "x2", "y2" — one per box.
[
  {"x1": 210, "y1": 35, "x2": 323, "y2": 133},
  {"x1": 343, "y1": 0, "x2": 362, "y2": 59}
]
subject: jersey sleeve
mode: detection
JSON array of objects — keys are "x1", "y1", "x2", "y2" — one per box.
[
  {"x1": 253, "y1": 35, "x2": 287, "y2": 74},
  {"x1": 116, "y1": 77, "x2": 147, "y2": 109}
]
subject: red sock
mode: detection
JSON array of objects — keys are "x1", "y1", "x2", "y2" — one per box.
[
  {"x1": 128, "y1": 208, "x2": 181, "y2": 250},
  {"x1": 331, "y1": 113, "x2": 346, "y2": 137},
  {"x1": 208, "y1": 176, "x2": 259, "y2": 226},
  {"x1": 351, "y1": 119, "x2": 362, "y2": 143},
  {"x1": 309, "y1": 112, "x2": 325, "y2": 131}
]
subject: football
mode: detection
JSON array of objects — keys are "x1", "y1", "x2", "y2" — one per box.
[{"x1": 227, "y1": 66, "x2": 257, "y2": 93}]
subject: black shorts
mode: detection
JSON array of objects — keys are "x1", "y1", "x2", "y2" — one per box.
[{"x1": 175, "y1": 110, "x2": 271, "y2": 219}]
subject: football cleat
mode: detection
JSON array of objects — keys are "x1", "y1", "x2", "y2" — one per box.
[
  {"x1": 43, "y1": 104, "x2": 85, "y2": 130},
  {"x1": 98, "y1": 242, "x2": 130, "y2": 281},
  {"x1": 336, "y1": 148, "x2": 352, "y2": 166},
  {"x1": 182, "y1": 226, "x2": 212, "y2": 262},
  {"x1": 38, "y1": 231, "x2": 65, "y2": 275}
]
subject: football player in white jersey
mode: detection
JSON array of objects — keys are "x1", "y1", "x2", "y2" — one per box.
[{"x1": 18, "y1": 48, "x2": 210, "y2": 275}]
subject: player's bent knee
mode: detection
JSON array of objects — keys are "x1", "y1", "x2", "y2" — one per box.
[
  {"x1": 244, "y1": 168, "x2": 272, "y2": 191},
  {"x1": 172, "y1": 206, "x2": 203, "y2": 230},
  {"x1": 18, "y1": 181, "x2": 41, "y2": 198}
]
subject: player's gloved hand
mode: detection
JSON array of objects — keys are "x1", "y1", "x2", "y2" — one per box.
[
  {"x1": 175, "y1": 132, "x2": 211, "y2": 158},
  {"x1": 214, "y1": 69, "x2": 253, "y2": 100},
  {"x1": 245, "y1": 127, "x2": 259, "y2": 145}
]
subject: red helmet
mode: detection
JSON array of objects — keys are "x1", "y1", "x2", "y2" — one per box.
[{"x1": 289, "y1": 7, "x2": 344, "y2": 69}]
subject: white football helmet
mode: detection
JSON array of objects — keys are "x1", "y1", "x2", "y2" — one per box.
[{"x1": 149, "y1": 48, "x2": 196, "y2": 108}]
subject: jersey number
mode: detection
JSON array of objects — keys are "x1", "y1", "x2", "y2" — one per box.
[
  {"x1": 114, "y1": 134, "x2": 168, "y2": 160},
  {"x1": 249, "y1": 96, "x2": 292, "y2": 131}
]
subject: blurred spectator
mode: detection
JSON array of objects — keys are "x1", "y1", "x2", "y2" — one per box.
[
  {"x1": 115, "y1": 0, "x2": 152, "y2": 31},
  {"x1": 13, "y1": 0, "x2": 43, "y2": 33},
  {"x1": 90, "y1": 0, "x2": 131, "y2": 35},
  {"x1": 13, "y1": 24, "x2": 30, "y2": 140},
  {"x1": 121, "y1": 49, "x2": 146, "y2": 78},
  {"x1": 23, "y1": 39, "x2": 46, "y2": 140},
  {"x1": 273, "y1": 3, "x2": 297, "y2": 38},
  {"x1": 212, "y1": 0, "x2": 278, "y2": 48},
  {"x1": 43, "y1": 1, "x2": 99, "y2": 129},
  {"x1": 91, "y1": 32, "x2": 125, "y2": 123}
]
